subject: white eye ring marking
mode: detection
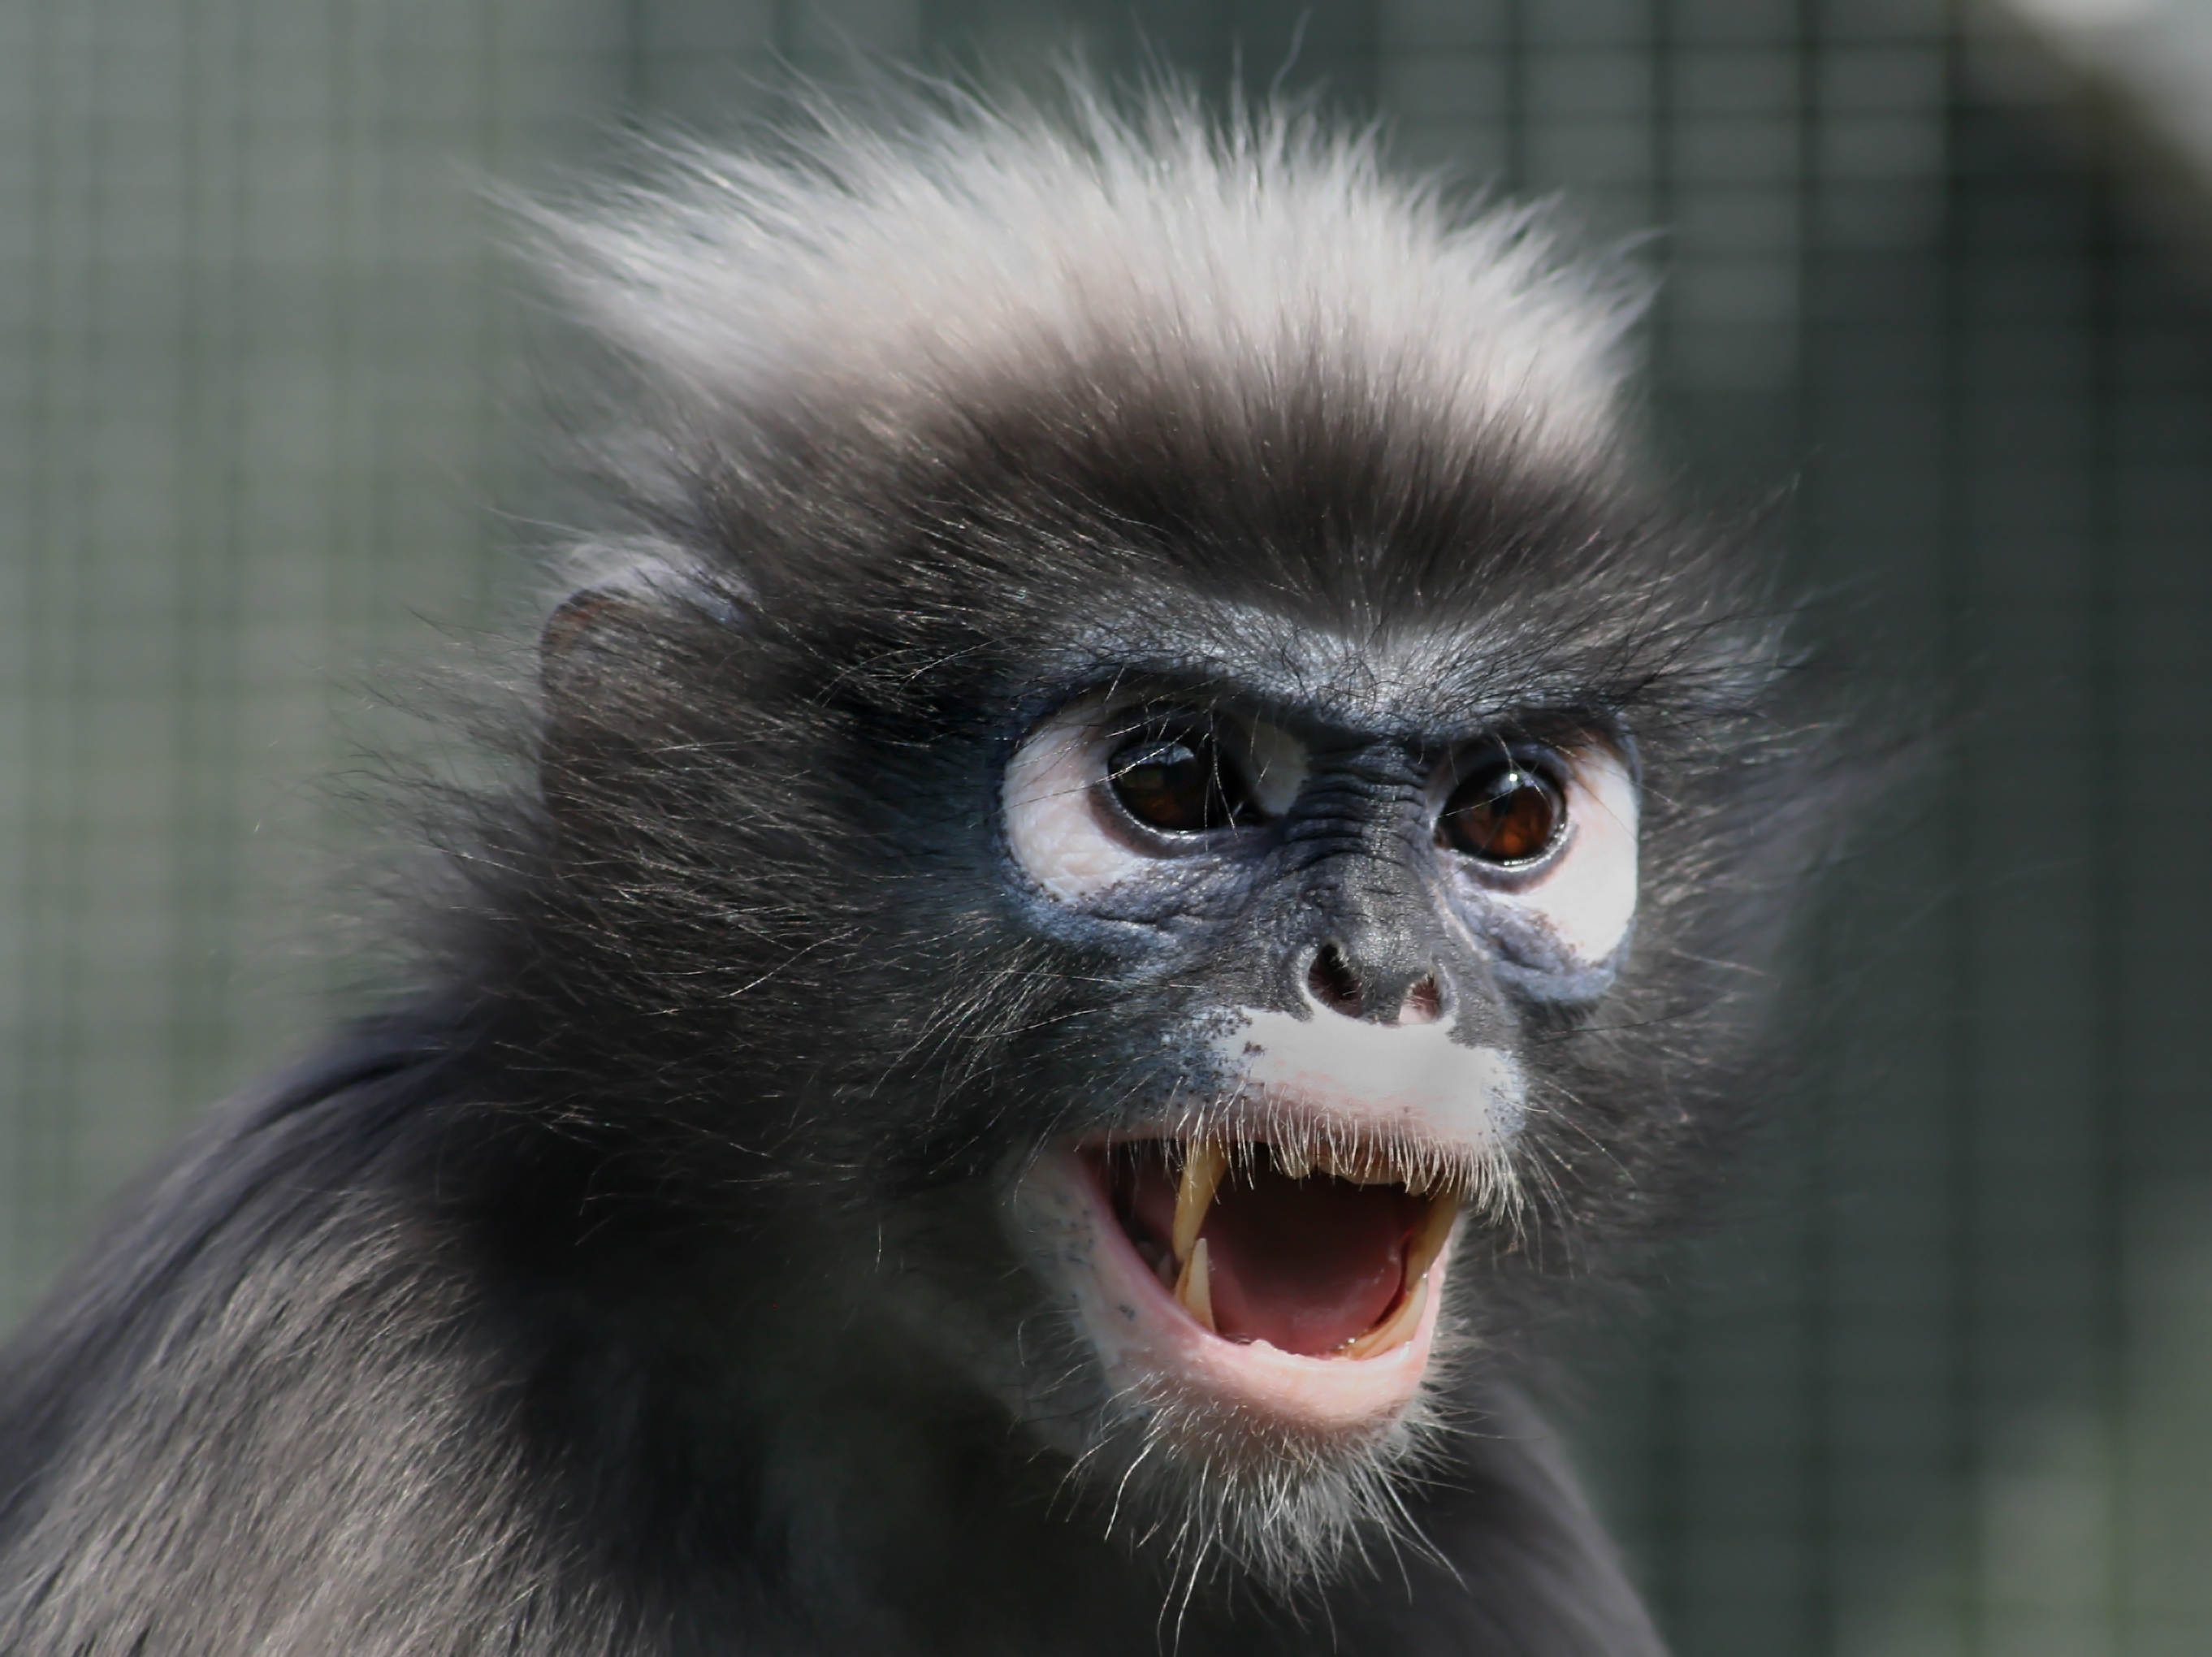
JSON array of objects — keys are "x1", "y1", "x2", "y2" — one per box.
[
  {"x1": 1006, "y1": 698, "x2": 1638, "y2": 965},
  {"x1": 1004, "y1": 705, "x2": 1149, "y2": 903},
  {"x1": 1240, "y1": 718, "x2": 1307, "y2": 818},
  {"x1": 1002, "y1": 697, "x2": 1308, "y2": 904},
  {"x1": 1458, "y1": 746, "x2": 1638, "y2": 966}
]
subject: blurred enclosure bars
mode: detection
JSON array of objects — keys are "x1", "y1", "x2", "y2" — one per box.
[{"x1": 6, "y1": 0, "x2": 2212, "y2": 1652}]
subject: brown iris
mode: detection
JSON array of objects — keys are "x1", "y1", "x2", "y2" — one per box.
[
  {"x1": 1439, "y1": 762, "x2": 1564, "y2": 863},
  {"x1": 1107, "y1": 716, "x2": 1258, "y2": 833}
]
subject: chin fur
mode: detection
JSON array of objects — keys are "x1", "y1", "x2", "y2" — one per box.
[{"x1": 997, "y1": 1286, "x2": 1474, "y2": 1610}]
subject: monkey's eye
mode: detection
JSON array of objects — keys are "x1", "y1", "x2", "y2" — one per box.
[
  {"x1": 1439, "y1": 762, "x2": 1565, "y2": 864},
  {"x1": 1106, "y1": 717, "x2": 1259, "y2": 834}
]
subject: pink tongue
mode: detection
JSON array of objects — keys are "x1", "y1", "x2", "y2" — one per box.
[
  {"x1": 1201, "y1": 1167, "x2": 1418, "y2": 1355},
  {"x1": 1116, "y1": 1149, "x2": 1422, "y2": 1356}
]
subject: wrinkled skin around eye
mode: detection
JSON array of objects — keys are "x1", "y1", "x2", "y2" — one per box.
[{"x1": 1001, "y1": 698, "x2": 1305, "y2": 902}]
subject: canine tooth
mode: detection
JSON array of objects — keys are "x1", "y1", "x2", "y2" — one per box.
[
  {"x1": 1172, "y1": 1139, "x2": 1227, "y2": 1266},
  {"x1": 1405, "y1": 1196, "x2": 1461, "y2": 1283},
  {"x1": 1174, "y1": 1237, "x2": 1217, "y2": 1332},
  {"x1": 1342, "y1": 1274, "x2": 1426, "y2": 1360}
]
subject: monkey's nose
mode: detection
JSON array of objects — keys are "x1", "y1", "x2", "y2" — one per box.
[{"x1": 1304, "y1": 944, "x2": 1444, "y2": 1025}]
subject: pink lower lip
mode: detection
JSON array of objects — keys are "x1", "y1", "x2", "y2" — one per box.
[{"x1": 1032, "y1": 1148, "x2": 1453, "y2": 1436}]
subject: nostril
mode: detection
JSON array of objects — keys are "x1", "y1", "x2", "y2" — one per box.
[
  {"x1": 1400, "y1": 975, "x2": 1444, "y2": 1024},
  {"x1": 1397, "y1": 968, "x2": 1451, "y2": 1022},
  {"x1": 1305, "y1": 943, "x2": 1365, "y2": 1019}
]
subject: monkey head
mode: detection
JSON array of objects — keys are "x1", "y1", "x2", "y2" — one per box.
[
  {"x1": 512, "y1": 90, "x2": 1805, "y2": 1597},
  {"x1": 984, "y1": 597, "x2": 1664, "y2": 1577}
]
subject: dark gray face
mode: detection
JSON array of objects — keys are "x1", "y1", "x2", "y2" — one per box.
[
  {"x1": 1006, "y1": 686, "x2": 1638, "y2": 1019},
  {"x1": 995, "y1": 615, "x2": 1643, "y2": 1495}
]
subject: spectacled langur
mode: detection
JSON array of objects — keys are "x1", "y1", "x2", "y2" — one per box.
[{"x1": 0, "y1": 87, "x2": 1823, "y2": 1656}]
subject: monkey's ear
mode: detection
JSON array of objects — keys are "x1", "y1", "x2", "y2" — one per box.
[
  {"x1": 538, "y1": 586, "x2": 694, "y2": 815},
  {"x1": 538, "y1": 557, "x2": 750, "y2": 712},
  {"x1": 539, "y1": 586, "x2": 662, "y2": 716},
  {"x1": 537, "y1": 564, "x2": 751, "y2": 814},
  {"x1": 540, "y1": 587, "x2": 641, "y2": 690}
]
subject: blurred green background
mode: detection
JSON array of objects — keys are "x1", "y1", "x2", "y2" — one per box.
[{"x1": 6, "y1": 1, "x2": 2212, "y2": 1651}]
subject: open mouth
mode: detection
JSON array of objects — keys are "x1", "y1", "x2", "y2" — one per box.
[
  {"x1": 1082, "y1": 1139, "x2": 1460, "y2": 1361},
  {"x1": 1015, "y1": 1132, "x2": 1467, "y2": 1439}
]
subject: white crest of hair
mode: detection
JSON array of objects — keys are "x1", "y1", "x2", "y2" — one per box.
[{"x1": 518, "y1": 76, "x2": 1653, "y2": 475}]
